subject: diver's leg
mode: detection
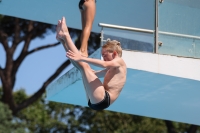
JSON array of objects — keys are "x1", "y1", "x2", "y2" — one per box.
[
  {"x1": 79, "y1": 62, "x2": 105, "y2": 104},
  {"x1": 57, "y1": 17, "x2": 104, "y2": 103}
]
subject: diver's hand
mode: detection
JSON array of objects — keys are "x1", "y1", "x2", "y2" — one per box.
[{"x1": 66, "y1": 50, "x2": 83, "y2": 62}]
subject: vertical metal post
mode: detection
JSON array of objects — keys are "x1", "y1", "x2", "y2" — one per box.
[
  {"x1": 100, "y1": 27, "x2": 104, "y2": 46},
  {"x1": 155, "y1": 0, "x2": 159, "y2": 53}
]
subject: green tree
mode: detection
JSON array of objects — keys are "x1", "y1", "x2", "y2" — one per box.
[
  {"x1": 0, "y1": 102, "x2": 26, "y2": 133},
  {"x1": 0, "y1": 88, "x2": 25, "y2": 133},
  {"x1": 78, "y1": 108, "x2": 200, "y2": 133}
]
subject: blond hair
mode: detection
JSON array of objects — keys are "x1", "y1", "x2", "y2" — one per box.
[{"x1": 102, "y1": 40, "x2": 122, "y2": 57}]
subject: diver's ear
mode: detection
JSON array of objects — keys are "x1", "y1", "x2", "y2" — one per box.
[{"x1": 112, "y1": 51, "x2": 118, "y2": 58}]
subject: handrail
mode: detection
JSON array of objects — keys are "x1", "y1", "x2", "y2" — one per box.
[
  {"x1": 98, "y1": 23, "x2": 154, "y2": 34},
  {"x1": 159, "y1": 31, "x2": 200, "y2": 40},
  {"x1": 99, "y1": 23, "x2": 200, "y2": 40}
]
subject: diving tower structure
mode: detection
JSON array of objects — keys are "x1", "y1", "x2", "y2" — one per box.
[
  {"x1": 46, "y1": 22, "x2": 200, "y2": 125},
  {"x1": 0, "y1": 0, "x2": 200, "y2": 125}
]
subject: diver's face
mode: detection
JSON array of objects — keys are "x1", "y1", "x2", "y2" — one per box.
[{"x1": 101, "y1": 49, "x2": 113, "y2": 61}]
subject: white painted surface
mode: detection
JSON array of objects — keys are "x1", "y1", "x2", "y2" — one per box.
[{"x1": 123, "y1": 50, "x2": 200, "y2": 81}]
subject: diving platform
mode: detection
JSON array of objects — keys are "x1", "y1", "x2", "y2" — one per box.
[{"x1": 46, "y1": 48, "x2": 200, "y2": 125}]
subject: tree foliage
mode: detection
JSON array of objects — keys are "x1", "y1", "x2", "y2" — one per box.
[{"x1": 0, "y1": 87, "x2": 25, "y2": 133}]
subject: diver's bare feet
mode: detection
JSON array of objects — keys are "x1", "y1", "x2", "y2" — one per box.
[{"x1": 56, "y1": 17, "x2": 69, "y2": 42}]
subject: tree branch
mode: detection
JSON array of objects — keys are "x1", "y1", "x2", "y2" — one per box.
[
  {"x1": 17, "y1": 22, "x2": 50, "y2": 45},
  {"x1": 17, "y1": 27, "x2": 36, "y2": 45},
  {"x1": 0, "y1": 66, "x2": 5, "y2": 84},
  {"x1": 18, "y1": 21, "x2": 34, "y2": 56},
  {"x1": 27, "y1": 42, "x2": 60, "y2": 55},
  {"x1": 14, "y1": 59, "x2": 71, "y2": 115},
  {"x1": 10, "y1": 23, "x2": 34, "y2": 88},
  {"x1": 11, "y1": 18, "x2": 21, "y2": 52},
  {"x1": 0, "y1": 30, "x2": 9, "y2": 52},
  {"x1": 22, "y1": 34, "x2": 32, "y2": 54},
  {"x1": 10, "y1": 40, "x2": 30, "y2": 89}
]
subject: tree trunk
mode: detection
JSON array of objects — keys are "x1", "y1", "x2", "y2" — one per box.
[
  {"x1": 165, "y1": 120, "x2": 177, "y2": 133},
  {"x1": 188, "y1": 125, "x2": 198, "y2": 133},
  {"x1": 2, "y1": 79, "x2": 16, "y2": 111}
]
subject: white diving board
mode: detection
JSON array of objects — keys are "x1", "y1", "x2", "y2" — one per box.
[{"x1": 46, "y1": 48, "x2": 200, "y2": 125}]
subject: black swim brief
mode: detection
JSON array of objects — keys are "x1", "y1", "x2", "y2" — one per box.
[
  {"x1": 79, "y1": 0, "x2": 96, "y2": 10},
  {"x1": 88, "y1": 91, "x2": 110, "y2": 110}
]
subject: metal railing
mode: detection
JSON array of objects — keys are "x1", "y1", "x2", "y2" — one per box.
[
  {"x1": 159, "y1": 31, "x2": 200, "y2": 40},
  {"x1": 98, "y1": 23, "x2": 154, "y2": 33},
  {"x1": 98, "y1": 23, "x2": 155, "y2": 49},
  {"x1": 98, "y1": 23, "x2": 200, "y2": 54}
]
